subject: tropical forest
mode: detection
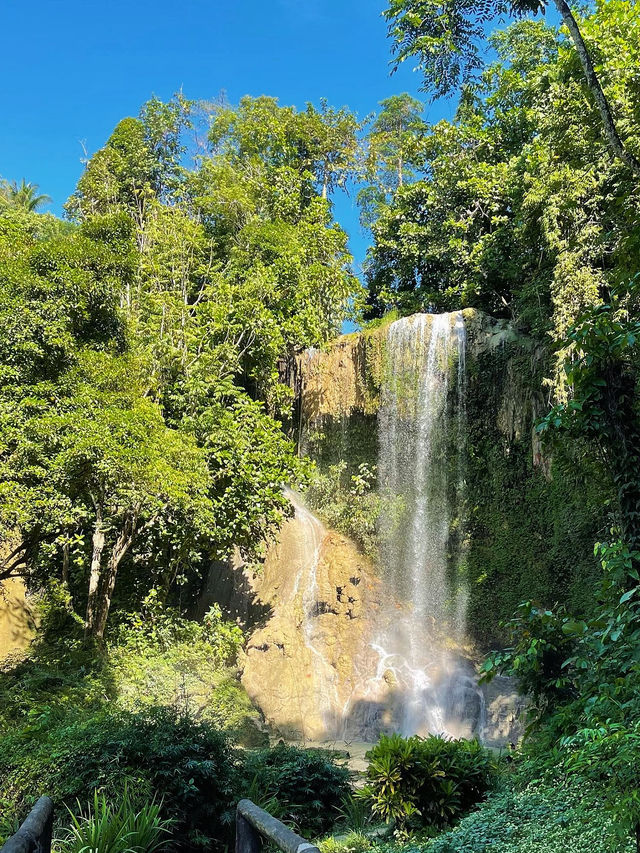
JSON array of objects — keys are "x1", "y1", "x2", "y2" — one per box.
[{"x1": 1, "y1": 0, "x2": 640, "y2": 851}]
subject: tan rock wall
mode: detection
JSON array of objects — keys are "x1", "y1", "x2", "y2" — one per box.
[
  {"x1": 241, "y1": 503, "x2": 386, "y2": 741},
  {"x1": 0, "y1": 578, "x2": 34, "y2": 660}
]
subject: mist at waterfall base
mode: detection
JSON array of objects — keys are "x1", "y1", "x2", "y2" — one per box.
[{"x1": 287, "y1": 312, "x2": 485, "y2": 742}]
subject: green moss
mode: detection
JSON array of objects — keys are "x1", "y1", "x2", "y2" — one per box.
[
  {"x1": 462, "y1": 345, "x2": 606, "y2": 646},
  {"x1": 305, "y1": 413, "x2": 379, "y2": 478}
]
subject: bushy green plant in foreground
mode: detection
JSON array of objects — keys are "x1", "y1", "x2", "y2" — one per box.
[
  {"x1": 358, "y1": 734, "x2": 495, "y2": 834},
  {"x1": 319, "y1": 832, "x2": 373, "y2": 853},
  {"x1": 320, "y1": 776, "x2": 629, "y2": 853},
  {"x1": 0, "y1": 708, "x2": 235, "y2": 850},
  {"x1": 239, "y1": 742, "x2": 351, "y2": 838},
  {"x1": 58, "y1": 789, "x2": 171, "y2": 853},
  {"x1": 0, "y1": 697, "x2": 353, "y2": 850}
]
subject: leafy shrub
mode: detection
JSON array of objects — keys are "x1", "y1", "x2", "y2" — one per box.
[
  {"x1": 335, "y1": 794, "x2": 372, "y2": 832},
  {"x1": 359, "y1": 734, "x2": 495, "y2": 833},
  {"x1": 304, "y1": 462, "x2": 381, "y2": 558},
  {"x1": 109, "y1": 598, "x2": 264, "y2": 745},
  {"x1": 0, "y1": 707, "x2": 237, "y2": 850},
  {"x1": 239, "y1": 743, "x2": 351, "y2": 838},
  {"x1": 115, "y1": 594, "x2": 244, "y2": 667},
  {"x1": 318, "y1": 832, "x2": 373, "y2": 853},
  {"x1": 0, "y1": 708, "x2": 355, "y2": 849},
  {"x1": 0, "y1": 798, "x2": 19, "y2": 846},
  {"x1": 483, "y1": 541, "x2": 640, "y2": 848},
  {"x1": 426, "y1": 777, "x2": 631, "y2": 853},
  {"x1": 58, "y1": 789, "x2": 171, "y2": 853},
  {"x1": 0, "y1": 593, "x2": 264, "y2": 748}
]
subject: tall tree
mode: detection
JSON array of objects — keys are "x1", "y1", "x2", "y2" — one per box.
[
  {"x1": 384, "y1": 0, "x2": 640, "y2": 175},
  {"x1": 0, "y1": 179, "x2": 51, "y2": 212},
  {"x1": 367, "y1": 94, "x2": 425, "y2": 192},
  {"x1": 359, "y1": 93, "x2": 425, "y2": 228},
  {"x1": 207, "y1": 95, "x2": 361, "y2": 201},
  {"x1": 362, "y1": 10, "x2": 640, "y2": 334}
]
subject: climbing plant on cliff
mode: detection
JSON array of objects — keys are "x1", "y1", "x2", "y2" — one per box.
[
  {"x1": 538, "y1": 276, "x2": 640, "y2": 579},
  {"x1": 483, "y1": 279, "x2": 640, "y2": 852}
]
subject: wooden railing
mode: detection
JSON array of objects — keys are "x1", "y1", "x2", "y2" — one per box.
[
  {"x1": 0, "y1": 797, "x2": 53, "y2": 853},
  {"x1": 1, "y1": 798, "x2": 318, "y2": 853},
  {"x1": 236, "y1": 800, "x2": 320, "y2": 853}
]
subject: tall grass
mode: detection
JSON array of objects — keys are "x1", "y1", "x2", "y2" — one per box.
[{"x1": 59, "y1": 789, "x2": 172, "y2": 853}]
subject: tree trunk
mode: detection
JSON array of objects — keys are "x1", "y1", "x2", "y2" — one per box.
[
  {"x1": 553, "y1": 0, "x2": 640, "y2": 175},
  {"x1": 62, "y1": 541, "x2": 69, "y2": 586},
  {"x1": 85, "y1": 511, "x2": 105, "y2": 637},
  {"x1": 92, "y1": 525, "x2": 134, "y2": 640}
]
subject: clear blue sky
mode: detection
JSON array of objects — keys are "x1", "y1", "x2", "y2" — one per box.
[{"x1": 0, "y1": 0, "x2": 456, "y2": 276}]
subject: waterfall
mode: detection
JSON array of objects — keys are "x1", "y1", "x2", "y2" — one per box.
[
  {"x1": 373, "y1": 311, "x2": 481, "y2": 738},
  {"x1": 247, "y1": 311, "x2": 489, "y2": 743}
]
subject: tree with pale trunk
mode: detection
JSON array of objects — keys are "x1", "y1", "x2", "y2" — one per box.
[
  {"x1": 384, "y1": 0, "x2": 640, "y2": 175},
  {"x1": 36, "y1": 353, "x2": 213, "y2": 640}
]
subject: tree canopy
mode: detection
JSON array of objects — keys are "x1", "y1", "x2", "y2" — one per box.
[{"x1": 0, "y1": 94, "x2": 363, "y2": 638}]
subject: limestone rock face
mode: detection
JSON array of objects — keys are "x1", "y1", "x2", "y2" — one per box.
[
  {"x1": 0, "y1": 578, "x2": 35, "y2": 660},
  {"x1": 240, "y1": 492, "x2": 524, "y2": 746},
  {"x1": 241, "y1": 494, "x2": 386, "y2": 741}
]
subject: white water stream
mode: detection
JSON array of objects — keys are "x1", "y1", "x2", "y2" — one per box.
[
  {"x1": 372, "y1": 312, "x2": 482, "y2": 737},
  {"x1": 285, "y1": 488, "x2": 340, "y2": 735}
]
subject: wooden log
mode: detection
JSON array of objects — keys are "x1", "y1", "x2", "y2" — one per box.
[
  {"x1": 1, "y1": 796, "x2": 54, "y2": 853},
  {"x1": 236, "y1": 800, "x2": 321, "y2": 853}
]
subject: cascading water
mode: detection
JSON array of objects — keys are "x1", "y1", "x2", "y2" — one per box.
[
  {"x1": 371, "y1": 311, "x2": 482, "y2": 738},
  {"x1": 285, "y1": 488, "x2": 340, "y2": 736}
]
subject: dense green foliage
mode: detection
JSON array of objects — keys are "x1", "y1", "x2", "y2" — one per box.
[
  {"x1": 421, "y1": 775, "x2": 628, "y2": 853},
  {"x1": 0, "y1": 91, "x2": 363, "y2": 640},
  {"x1": 0, "y1": 707, "x2": 236, "y2": 849},
  {"x1": 479, "y1": 283, "x2": 640, "y2": 849},
  {"x1": 383, "y1": 0, "x2": 640, "y2": 177},
  {"x1": 2, "y1": 1, "x2": 640, "y2": 850},
  {"x1": 0, "y1": 595, "x2": 262, "y2": 746},
  {"x1": 0, "y1": 691, "x2": 350, "y2": 850},
  {"x1": 240, "y1": 743, "x2": 351, "y2": 838},
  {"x1": 320, "y1": 775, "x2": 630, "y2": 852},
  {"x1": 304, "y1": 462, "x2": 381, "y2": 559},
  {"x1": 463, "y1": 342, "x2": 606, "y2": 644},
  {"x1": 359, "y1": 734, "x2": 495, "y2": 834},
  {"x1": 366, "y1": 2, "x2": 640, "y2": 358}
]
